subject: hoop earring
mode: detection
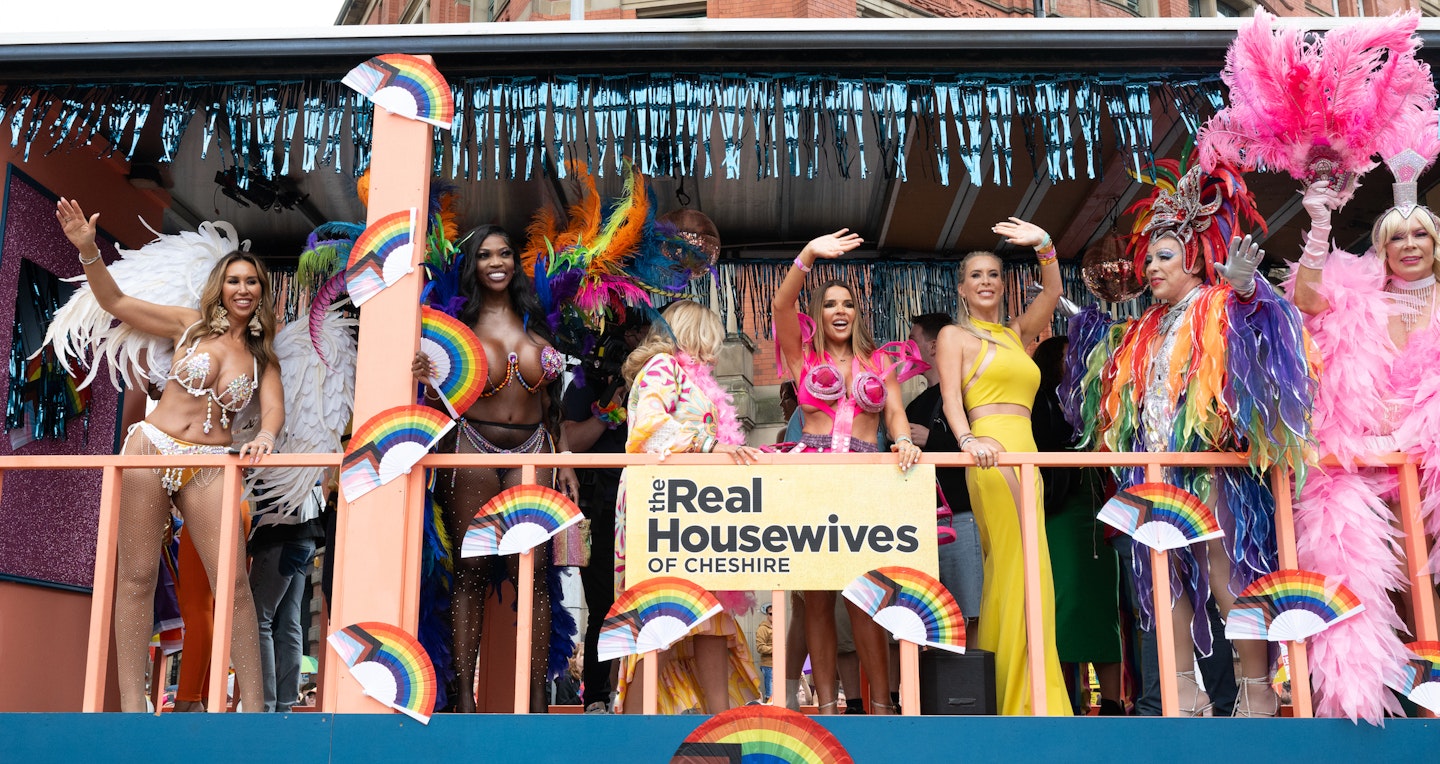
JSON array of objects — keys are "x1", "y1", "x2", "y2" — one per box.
[
  {"x1": 248, "y1": 313, "x2": 262, "y2": 337},
  {"x1": 209, "y1": 306, "x2": 230, "y2": 334}
]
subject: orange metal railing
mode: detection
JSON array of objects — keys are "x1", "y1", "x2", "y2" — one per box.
[{"x1": 35, "y1": 448, "x2": 1436, "y2": 717}]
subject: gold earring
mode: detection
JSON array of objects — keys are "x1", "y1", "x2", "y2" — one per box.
[
  {"x1": 248, "y1": 313, "x2": 262, "y2": 337},
  {"x1": 209, "y1": 306, "x2": 230, "y2": 334}
]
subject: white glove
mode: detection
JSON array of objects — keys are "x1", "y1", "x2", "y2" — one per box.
[{"x1": 1214, "y1": 234, "x2": 1262, "y2": 299}]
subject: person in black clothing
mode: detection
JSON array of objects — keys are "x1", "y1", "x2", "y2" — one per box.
[
  {"x1": 904, "y1": 313, "x2": 983, "y2": 627},
  {"x1": 561, "y1": 317, "x2": 647, "y2": 713}
]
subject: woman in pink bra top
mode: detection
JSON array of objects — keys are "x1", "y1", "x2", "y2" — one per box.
[
  {"x1": 412, "y1": 224, "x2": 579, "y2": 712},
  {"x1": 770, "y1": 228, "x2": 924, "y2": 715},
  {"x1": 57, "y1": 197, "x2": 283, "y2": 713}
]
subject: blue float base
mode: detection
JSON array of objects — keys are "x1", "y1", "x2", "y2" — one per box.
[{"x1": 4, "y1": 713, "x2": 1438, "y2": 763}]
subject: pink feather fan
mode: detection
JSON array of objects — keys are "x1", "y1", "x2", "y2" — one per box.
[{"x1": 1198, "y1": 10, "x2": 1434, "y2": 190}]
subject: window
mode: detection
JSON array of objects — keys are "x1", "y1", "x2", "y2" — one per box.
[{"x1": 622, "y1": 0, "x2": 707, "y2": 16}]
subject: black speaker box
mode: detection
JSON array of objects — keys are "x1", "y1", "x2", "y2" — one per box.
[{"x1": 918, "y1": 648, "x2": 996, "y2": 715}]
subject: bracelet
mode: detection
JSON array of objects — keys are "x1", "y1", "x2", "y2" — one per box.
[
  {"x1": 1036, "y1": 251, "x2": 1057, "y2": 267},
  {"x1": 792, "y1": 255, "x2": 812, "y2": 273},
  {"x1": 701, "y1": 436, "x2": 717, "y2": 453},
  {"x1": 591, "y1": 401, "x2": 626, "y2": 429},
  {"x1": 78, "y1": 249, "x2": 102, "y2": 266},
  {"x1": 1035, "y1": 233, "x2": 1053, "y2": 252},
  {"x1": 423, "y1": 386, "x2": 441, "y2": 401},
  {"x1": 894, "y1": 436, "x2": 914, "y2": 446},
  {"x1": 957, "y1": 434, "x2": 976, "y2": 449},
  {"x1": 253, "y1": 431, "x2": 276, "y2": 444}
]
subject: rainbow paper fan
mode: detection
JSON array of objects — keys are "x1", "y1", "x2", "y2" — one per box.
[
  {"x1": 1224, "y1": 569, "x2": 1365, "y2": 642},
  {"x1": 1385, "y1": 641, "x2": 1440, "y2": 714},
  {"x1": 419, "y1": 306, "x2": 487, "y2": 414},
  {"x1": 597, "y1": 577, "x2": 722, "y2": 661},
  {"x1": 327, "y1": 621, "x2": 437, "y2": 723},
  {"x1": 342, "y1": 53, "x2": 456, "y2": 129},
  {"x1": 671, "y1": 704, "x2": 853, "y2": 764},
  {"x1": 461, "y1": 484, "x2": 583, "y2": 558},
  {"x1": 346, "y1": 209, "x2": 418, "y2": 307},
  {"x1": 341, "y1": 405, "x2": 453, "y2": 502},
  {"x1": 842, "y1": 566, "x2": 966, "y2": 654},
  {"x1": 1097, "y1": 482, "x2": 1224, "y2": 552}
]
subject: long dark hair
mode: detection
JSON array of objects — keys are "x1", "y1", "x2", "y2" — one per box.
[
  {"x1": 456, "y1": 225, "x2": 547, "y2": 334},
  {"x1": 454, "y1": 224, "x2": 560, "y2": 434},
  {"x1": 1031, "y1": 335, "x2": 1077, "y2": 516}
]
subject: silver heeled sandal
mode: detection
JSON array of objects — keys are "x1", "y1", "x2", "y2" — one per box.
[
  {"x1": 1232, "y1": 676, "x2": 1280, "y2": 718},
  {"x1": 1177, "y1": 670, "x2": 1213, "y2": 717}
]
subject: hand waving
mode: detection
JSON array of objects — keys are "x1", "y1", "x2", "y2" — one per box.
[
  {"x1": 992, "y1": 217, "x2": 1048, "y2": 249},
  {"x1": 55, "y1": 198, "x2": 100, "y2": 253},
  {"x1": 1214, "y1": 234, "x2": 1263, "y2": 299},
  {"x1": 800, "y1": 229, "x2": 864, "y2": 262}
]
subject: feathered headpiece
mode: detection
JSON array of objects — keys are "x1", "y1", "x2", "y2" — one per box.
[
  {"x1": 1125, "y1": 159, "x2": 1264, "y2": 285},
  {"x1": 1371, "y1": 108, "x2": 1440, "y2": 248},
  {"x1": 1198, "y1": 10, "x2": 1433, "y2": 193}
]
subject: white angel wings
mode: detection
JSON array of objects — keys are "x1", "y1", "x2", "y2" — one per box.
[
  {"x1": 42, "y1": 220, "x2": 247, "y2": 391},
  {"x1": 40, "y1": 221, "x2": 359, "y2": 522}
]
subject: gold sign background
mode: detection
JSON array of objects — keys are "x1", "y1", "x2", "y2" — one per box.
[{"x1": 624, "y1": 464, "x2": 938, "y2": 590}]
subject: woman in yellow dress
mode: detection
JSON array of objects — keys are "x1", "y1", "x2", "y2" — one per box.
[{"x1": 934, "y1": 218, "x2": 1070, "y2": 715}]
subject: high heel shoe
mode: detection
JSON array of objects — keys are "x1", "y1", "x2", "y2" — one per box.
[
  {"x1": 868, "y1": 698, "x2": 896, "y2": 715},
  {"x1": 1176, "y1": 670, "x2": 1213, "y2": 717},
  {"x1": 1232, "y1": 676, "x2": 1280, "y2": 718}
]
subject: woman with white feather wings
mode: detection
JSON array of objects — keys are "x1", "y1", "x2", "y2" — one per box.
[{"x1": 48, "y1": 198, "x2": 357, "y2": 713}]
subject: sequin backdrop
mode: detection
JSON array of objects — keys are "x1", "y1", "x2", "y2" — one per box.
[{"x1": 0, "y1": 168, "x2": 120, "y2": 588}]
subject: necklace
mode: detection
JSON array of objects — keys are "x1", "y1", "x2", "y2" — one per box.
[{"x1": 1385, "y1": 274, "x2": 1435, "y2": 333}]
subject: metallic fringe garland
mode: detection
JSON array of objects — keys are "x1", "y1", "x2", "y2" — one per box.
[
  {"x1": 716, "y1": 259, "x2": 1150, "y2": 344},
  {"x1": 0, "y1": 73, "x2": 1223, "y2": 187}
]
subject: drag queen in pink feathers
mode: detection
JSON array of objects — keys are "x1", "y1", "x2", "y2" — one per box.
[
  {"x1": 1289, "y1": 111, "x2": 1440, "y2": 724},
  {"x1": 1200, "y1": 9, "x2": 1438, "y2": 724}
]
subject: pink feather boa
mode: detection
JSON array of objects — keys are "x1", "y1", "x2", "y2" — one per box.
[
  {"x1": 1287, "y1": 248, "x2": 1438, "y2": 723},
  {"x1": 676, "y1": 350, "x2": 743, "y2": 446}
]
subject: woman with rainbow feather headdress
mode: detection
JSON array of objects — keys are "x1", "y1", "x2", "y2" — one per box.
[{"x1": 1062, "y1": 158, "x2": 1316, "y2": 717}]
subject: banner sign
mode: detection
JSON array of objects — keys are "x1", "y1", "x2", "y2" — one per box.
[{"x1": 624, "y1": 464, "x2": 937, "y2": 591}]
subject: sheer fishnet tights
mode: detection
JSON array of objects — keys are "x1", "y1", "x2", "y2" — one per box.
[
  {"x1": 437, "y1": 425, "x2": 553, "y2": 713},
  {"x1": 114, "y1": 430, "x2": 263, "y2": 712}
]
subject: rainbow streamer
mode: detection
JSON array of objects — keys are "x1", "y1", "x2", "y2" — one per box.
[
  {"x1": 1096, "y1": 482, "x2": 1224, "y2": 552},
  {"x1": 419, "y1": 306, "x2": 487, "y2": 415},
  {"x1": 1224, "y1": 569, "x2": 1365, "y2": 643},
  {"x1": 342, "y1": 53, "x2": 456, "y2": 129},
  {"x1": 597, "y1": 576, "x2": 722, "y2": 661},
  {"x1": 341, "y1": 405, "x2": 453, "y2": 502},
  {"x1": 671, "y1": 704, "x2": 853, "y2": 764},
  {"x1": 327, "y1": 621, "x2": 437, "y2": 723},
  {"x1": 842, "y1": 566, "x2": 966, "y2": 653},
  {"x1": 462, "y1": 483, "x2": 582, "y2": 558},
  {"x1": 346, "y1": 209, "x2": 417, "y2": 307}
]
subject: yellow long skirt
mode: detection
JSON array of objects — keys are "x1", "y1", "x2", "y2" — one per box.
[
  {"x1": 967, "y1": 413, "x2": 1072, "y2": 716},
  {"x1": 615, "y1": 611, "x2": 762, "y2": 714}
]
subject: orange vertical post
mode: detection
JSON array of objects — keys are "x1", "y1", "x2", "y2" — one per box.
[
  {"x1": 1146, "y1": 462, "x2": 1179, "y2": 717},
  {"x1": 207, "y1": 463, "x2": 243, "y2": 712},
  {"x1": 770, "y1": 590, "x2": 786, "y2": 707},
  {"x1": 1271, "y1": 466, "x2": 1312, "y2": 717},
  {"x1": 323, "y1": 84, "x2": 433, "y2": 713},
  {"x1": 83, "y1": 465, "x2": 122, "y2": 712},
  {"x1": 1399, "y1": 462, "x2": 1439, "y2": 643},
  {"x1": 1017, "y1": 462, "x2": 1048, "y2": 715},
  {"x1": 513, "y1": 463, "x2": 539, "y2": 713},
  {"x1": 899, "y1": 641, "x2": 920, "y2": 716}
]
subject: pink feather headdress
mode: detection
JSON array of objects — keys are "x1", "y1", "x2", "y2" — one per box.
[
  {"x1": 1370, "y1": 108, "x2": 1440, "y2": 249},
  {"x1": 1198, "y1": 10, "x2": 1434, "y2": 193}
]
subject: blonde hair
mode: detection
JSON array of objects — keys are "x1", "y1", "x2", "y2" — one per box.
[
  {"x1": 195, "y1": 251, "x2": 278, "y2": 372},
  {"x1": 953, "y1": 250, "x2": 1004, "y2": 343},
  {"x1": 1372, "y1": 208, "x2": 1440, "y2": 282},
  {"x1": 805, "y1": 280, "x2": 877, "y2": 368},
  {"x1": 622, "y1": 301, "x2": 725, "y2": 382}
]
